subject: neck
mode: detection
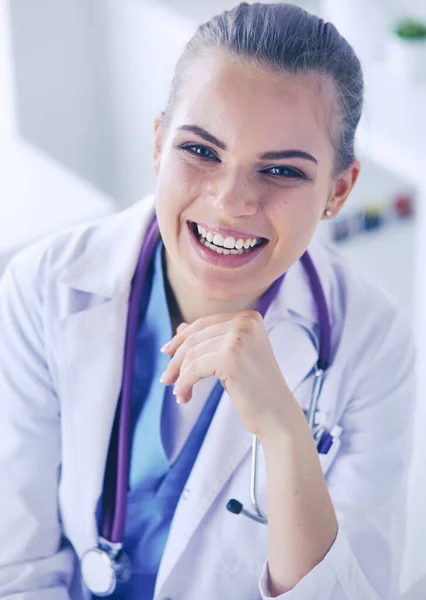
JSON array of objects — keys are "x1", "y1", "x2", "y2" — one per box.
[{"x1": 163, "y1": 250, "x2": 263, "y2": 330}]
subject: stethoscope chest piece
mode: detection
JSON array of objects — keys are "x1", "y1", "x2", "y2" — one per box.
[{"x1": 81, "y1": 543, "x2": 131, "y2": 597}]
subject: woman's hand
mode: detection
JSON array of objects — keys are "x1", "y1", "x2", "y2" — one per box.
[
  {"x1": 161, "y1": 310, "x2": 338, "y2": 594},
  {"x1": 159, "y1": 310, "x2": 300, "y2": 440}
]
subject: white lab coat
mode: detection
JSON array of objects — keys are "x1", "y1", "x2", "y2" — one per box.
[{"x1": 0, "y1": 196, "x2": 416, "y2": 600}]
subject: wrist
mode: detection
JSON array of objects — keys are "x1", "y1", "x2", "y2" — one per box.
[{"x1": 258, "y1": 403, "x2": 313, "y2": 458}]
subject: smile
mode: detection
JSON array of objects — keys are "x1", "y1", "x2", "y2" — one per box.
[{"x1": 190, "y1": 221, "x2": 267, "y2": 255}]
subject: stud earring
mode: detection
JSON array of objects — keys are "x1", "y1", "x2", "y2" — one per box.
[{"x1": 324, "y1": 209, "x2": 333, "y2": 218}]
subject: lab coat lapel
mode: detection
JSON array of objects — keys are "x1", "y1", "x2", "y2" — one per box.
[
  {"x1": 58, "y1": 294, "x2": 129, "y2": 553},
  {"x1": 155, "y1": 390, "x2": 250, "y2": 594},
  {"x1": 57, "y1": 197, "x2": 156, "y2": 555},
  {"x1": 156, "y1": 311, "x2": 319, "y2": 594}
]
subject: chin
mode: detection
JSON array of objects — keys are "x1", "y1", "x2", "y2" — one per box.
[{"x1": 192, "y1": 268, "x2": 262, "y2": 302}]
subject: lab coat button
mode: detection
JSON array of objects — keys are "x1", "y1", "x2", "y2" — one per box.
[{"x1": 182, "y1": 487, "x2": 190, "y2": 499}]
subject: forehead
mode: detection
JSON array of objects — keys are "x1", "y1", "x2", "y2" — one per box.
[{"x1": 170, "y1": 50, "x2": 335, "y2": 155}]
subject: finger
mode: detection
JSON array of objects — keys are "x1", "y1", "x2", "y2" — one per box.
[
  {"x1": 172, "y1": 312, "x2": 263, "y2": 394},
  {"x1": 160, "y1": 322, "x2": 231, "y2": 385},
  {"x1": 161, "y1": 312, "x2": 241, "y2": 355},
  {"x1": 174, "y1": 339, "x2": 224, "y2": 404},
  {"x1": 174, "y1": 348, "x2": 225, "y2": 403},
  {"x1": 160, "y1": 322, "x2": 189, "y2": 354}
]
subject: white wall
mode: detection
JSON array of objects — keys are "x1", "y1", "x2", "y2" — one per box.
[
  {"x1": 0, "y1": 0, "x2": 16, "y2": 136},
  {"x1": 7, "y1": 0, "x2": 107, "y2": 194},
  {"x1": 160, "y1": 0, "x2": 320, "y2": 25},
  {"x1": 0, "y1": 136, "x2": 114, "y2": 274},
  {"x1": 401, "y1": 194, "x2": 426, "y2": 594},
  {"x1": 5, "y1": 0, "x2": 196, "y2": 206},
  {"x1": 97, "y1": 0, "x2": 195, "y2": 205},
  {"x1": 396, "y1": 0, "x2": 426, "y2": 19}
]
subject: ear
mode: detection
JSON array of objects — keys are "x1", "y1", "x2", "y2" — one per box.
[
  {"x1": 153, "y1": 112, "x2": 165, "y2": 176},
  {"x1": 321, "y1": 160, "x2": 361, "y2": 220}
]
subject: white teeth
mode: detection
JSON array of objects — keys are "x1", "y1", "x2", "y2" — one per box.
[
  {"x1": 202, "y1": 240, "x2": 245, "y2": 255},
  {"x1": 213, "y1": 233, "x2": 224, "y2": 247},
  {"x1": 194, "y1": 222, "x2": 262, "y2": 253}
]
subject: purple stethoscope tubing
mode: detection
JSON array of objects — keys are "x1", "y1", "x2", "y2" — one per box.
[
  {"x1": 101, "y1": 217, "x2": 331, "y2": 544},
  {"x1": 102, "y1": 218, "x2": 160, "y2": 543},
  {"x1": 300, "y1": 252, "x2": 331, "y2": 370}
]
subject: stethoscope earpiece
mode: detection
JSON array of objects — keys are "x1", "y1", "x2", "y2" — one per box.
[
  {"x1": 226, "y1": 498, "x2": 268, "y2": 524},
  {"x1": 226, "y1": 498, "x2": 243, "y2": 514}
]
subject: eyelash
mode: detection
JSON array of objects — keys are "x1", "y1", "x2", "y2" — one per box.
[{"x1": 179, "y1": 143, "x2": 307, "y2": 180}]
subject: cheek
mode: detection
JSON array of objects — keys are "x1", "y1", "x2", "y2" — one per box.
[
  {"x1": 155, "y1": 156, "x2": 207, "y2": 252},
  {"x1": 156, "y1": 155, "x2": 208, "y2": 210},
  {"x1": 291, "y1": 194, "x2": 322, "y2": 232},
  {"x1": 156, "y1": 159, "x2": 189, "y2": 219},
  {"x1": 274, "y1": 187, "x2": 321, "y2": 225},
  {"x1": 269, "y1": 189, "x2": 323, "y2": 255}
]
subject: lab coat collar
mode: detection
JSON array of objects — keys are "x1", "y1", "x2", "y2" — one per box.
[{"x1": 59, "y1": 196, "x2": 155, "y2": 299}]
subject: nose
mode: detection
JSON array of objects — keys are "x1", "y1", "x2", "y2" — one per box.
[{"x1": 212, "y1": 171, "x2": 259, "y2": 218}]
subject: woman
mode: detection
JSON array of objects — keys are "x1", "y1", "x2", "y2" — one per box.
[{"x1": 0, "y1": 3, "x2": 415, "y2": 600}]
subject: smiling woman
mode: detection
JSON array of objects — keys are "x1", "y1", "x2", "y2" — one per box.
[
  {"x1": 0, "y1": 3, "x2": 416, "y2": 600},
  {"x1": 154, "y1": 26, "x2": 360, "y2": 313}
]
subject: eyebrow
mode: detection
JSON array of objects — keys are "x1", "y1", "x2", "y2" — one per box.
[
  {"x1": 178, "y1": 124, "x2": 318, "y2": 165},
  {"x1": 178, "y1": 125, "x2": 227, "y2": 150},
  {"x1": 258, "y1": 150, "x2": 318, "y2": 164}
]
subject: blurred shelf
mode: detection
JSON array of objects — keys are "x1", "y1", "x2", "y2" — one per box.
[
  {"x1": 316, "y1": 152, "x2": 418, "y2": 313},
  {"x1": 336, "y1": 220, "x2": 416, "y2": 313}
]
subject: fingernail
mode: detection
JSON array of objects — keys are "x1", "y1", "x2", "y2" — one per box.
[
  {"x1": 176, "y1": 396, "x2": 184, "y2": 404},
  {"x1": 172, "y1": 387, "x2": 178, "y2": 395},
  {"x1": 159, "y1": 373, "x2": 165, "y2": 383},
  {"x1": 160, "y1": 342, "x2": 171, "y2": 353}
]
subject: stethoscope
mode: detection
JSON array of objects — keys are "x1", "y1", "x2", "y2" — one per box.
[{"x1": 81, "y1": 217, "x2": 340, "y2": 596}]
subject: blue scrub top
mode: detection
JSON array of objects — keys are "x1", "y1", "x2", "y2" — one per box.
[
  {"x1": 101, "y1": 241, "x2": 172, "y2": 599},
  {"x1": 96, "y1": 242, "x2": 224, "y2": 599}
]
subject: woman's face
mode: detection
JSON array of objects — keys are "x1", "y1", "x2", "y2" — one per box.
[{"x1": 154, "y1": 50, "x2": 358, "y2": 302}]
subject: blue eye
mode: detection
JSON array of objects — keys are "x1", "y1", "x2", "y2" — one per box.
[
  {"x1": 264, "y1": 166, "x2": 306, "y2": 179},
  {"x1": 181, "y1": 144, "x2": 218, "y2": 160}
]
